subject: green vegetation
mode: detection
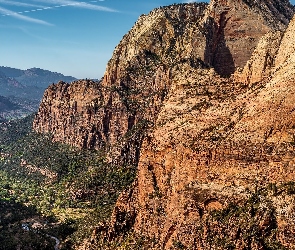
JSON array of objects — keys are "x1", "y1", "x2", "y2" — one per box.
[
  {"x1": 2, "y1": 116, "x2": 294, "y2": 249},
  {"x1": 0, "y1": 114, "x2": 136, "y2": 248},
  {"x1": 0, "y1": 197, "x2": 55, "y2": 250},
  {"x1": 207, "y1": 188, "x2": 286, "y2": 250},
  {"x1": 89, "y1": 229, "x2": 158, "y2": 250},
  {"x1": 0, "y1": 113, "x2": 33, "y2": 148}
]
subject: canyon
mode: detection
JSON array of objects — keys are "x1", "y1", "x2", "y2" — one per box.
[{"x1": 33, "y1": 0, "x2": 295, "y2": 249}]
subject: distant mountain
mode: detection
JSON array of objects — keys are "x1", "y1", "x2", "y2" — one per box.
[
  {"x1": 0, "y1": 95, "x2": 20, "y2": 121},
  {"x1": 0, "y1": 95, "x2": 39, "y2": 120},
  {"x1": 0, "y1": 95, "x2": 19, "y2": 112},
  {"x1": 0, "y1": 71, "x2": 45, "y2": 101},
  {"x1": 0, "y1": 67, "x2": 23, "y2": 78},
  {"x1": 0, "y1": 66, "x2": 77, "y2": 89},
  {"x1": 0, "y1": 66, "x2": 77, "y2": 120}
]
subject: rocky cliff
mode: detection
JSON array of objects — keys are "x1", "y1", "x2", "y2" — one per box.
[
  {"x1": 33, "y1": 0, "x2": 295, "y2": 249},
  {"x1": 33, "y1": 0, "x2": 293, "y2": 164}
]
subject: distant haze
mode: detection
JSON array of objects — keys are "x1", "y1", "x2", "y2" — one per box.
[{"x1": 0, "y1": 65, "x2": 77, "y2": 120}]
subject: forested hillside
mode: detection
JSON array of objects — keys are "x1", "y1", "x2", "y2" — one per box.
[{"x1": 0, "y1": 114, "x2": 136, "y2": 249}]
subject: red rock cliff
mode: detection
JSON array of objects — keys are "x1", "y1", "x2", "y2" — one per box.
[
  {"x1": 33, "y1": 0, "x2": 293, "y2": 165},
  {"x1": 105, "y1": 5, "x2": 295, "y2": 250},
  {"x1": 33, "y1": 0, "x2": 295, "y2": 249}
]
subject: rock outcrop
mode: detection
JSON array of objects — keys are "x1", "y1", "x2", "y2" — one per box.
[
  {"x1": 33, "y1": 0, "x2": 293, "y2": 164},
  {"x1": 106, "y1": 5, "x2": 295, "y2": 250},
  {"x1": 33, "y1": 0, "x2": 295, "y2": 249},
  {"x1": 203, "y1": 0, "x2": 291, "y2": 75}
]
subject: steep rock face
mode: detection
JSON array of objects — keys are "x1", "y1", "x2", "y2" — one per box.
[
  {"x1": 33, "y1": 80, "x2": 106, "y2": 149},
  {"x1": 33, "y1": 0, "x2": 295, "y2": 248},
  {"x1": 35, "y1": 3, "x2": 209, "y2": 165},
  {"x1": 236, "y1": 31, "x2": 283, "y2": 85},
  {"x1": 275, "y1": 15, "x2": 295, "y2": 69},
  {"x1": 105, "y1": 9, "x2": 295, "y2": 250},
  {"x1": 34, "y1": 0, "x2": 293, "y2": 166},
  {"x1": 203, "y1": 0, "x2": 294, "y2": 75}
]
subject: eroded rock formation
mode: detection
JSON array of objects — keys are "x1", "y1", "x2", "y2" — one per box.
[
  {"x1": 34, "y1": 0, "x2": 293, "y2": 164},
  {"x1": 33, "y1": 0, "x2": 295, "y2": 249}
]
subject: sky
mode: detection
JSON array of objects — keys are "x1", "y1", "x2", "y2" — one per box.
[{"x1": 0, "y1": 0, "x2": 294, "y2": 79}]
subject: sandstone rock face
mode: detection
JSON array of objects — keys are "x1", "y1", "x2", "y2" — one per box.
[
  {"x1": 34, "y1": 0, "x2": 293, "y2": 165},
  {"x1": 33, "y1": 0, "x2": 295, "y2": 249},
  {"x1": 126, "y1": 61, "x2": 295, "y2": 248},
  {"x1": 275, "y1": 16, "x2": 295, "y2": 69},
  {"x1": 33, "y1": 80, "x2": 106, "y2": 149},
  {"x1": 203, "y1": 0, "x2": 294, "y2": 75},
  {"x1": 108, "y1": 2, "x2": 295, "y2": 250},
  {"x1": 236, "y1": 31, "x2": 283, "y2": 85}
]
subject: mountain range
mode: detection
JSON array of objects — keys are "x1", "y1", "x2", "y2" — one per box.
[
  {"x1": 33, "y1": 0, "x2": 295, "y2": 248},
  {"x1": 0, "y1": 67, "x2": 76, "y2": 89},
  {"x1": 0, "y1": 67, "x2": 77, "y2": 120}
]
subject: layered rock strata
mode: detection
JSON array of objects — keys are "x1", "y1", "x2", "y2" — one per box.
[
  {"x1": 34, "y1": 0, "x2": 293, "y2": 165},
  {"x1": 33, "y1": 0, "x2": 295, "y2": 249},
  {"x1": 106, "y1": 7, "x2": 295, "y2": 250}
]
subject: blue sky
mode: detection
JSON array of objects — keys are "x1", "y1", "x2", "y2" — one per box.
[{"x1": 0, "y1": 0, "x2": 294, "y2": 79}]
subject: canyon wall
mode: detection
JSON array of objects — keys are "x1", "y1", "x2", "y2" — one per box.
[
  {"x1": 33, "y1": 0, "x2": 295, "y2": 249},
  {"x1": 33, "y1": 0, "x2": 293, "y2": 165}
]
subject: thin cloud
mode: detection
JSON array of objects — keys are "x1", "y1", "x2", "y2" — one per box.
[
  {"x1": 0, "y1": 0, "x2": 45, "y2": 8},
  {"x1": 0, "y1": 0, "x2": 117, "y2": 25},
  {"x1": 32, "y1": 0, "x2": 118, "y2": 12},
  {"x1": 0, "y1": 6, "x2": 53, "y2": 26}
]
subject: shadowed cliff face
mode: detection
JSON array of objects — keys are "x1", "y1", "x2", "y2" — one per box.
[
  {"x1": 33, "y1": 0, "x2": 295, "y2": 248},
  {"x1": 204, "y1": 14, "x2": 235, "y2": 76},
  {"x1": 203, "y1": 0, "x2": 294, "y2": 76}
]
